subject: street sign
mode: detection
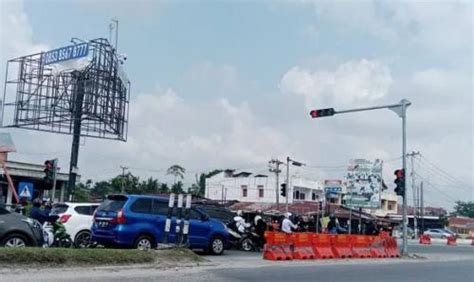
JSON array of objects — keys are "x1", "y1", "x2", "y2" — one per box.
[
  {"x1": 42, "y1": 43, "x2": 89, "y2": 65},
  {"x1": 18, "y1": 182, "x2": 34, "y2": 200}
]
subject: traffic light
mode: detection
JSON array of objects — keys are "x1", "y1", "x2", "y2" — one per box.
[
  {"x1": 310, "y1": 108, "x2": 335, "y2": 118},
  {"x1": 44, "y1": 159, "x2": 55, "y2": 184},
  {"x1": 394, "y1": 169, "x2": 405, "y2": 197},
  {"x1": 280, "y1": 183, "x2": 287, "y2": 197}
]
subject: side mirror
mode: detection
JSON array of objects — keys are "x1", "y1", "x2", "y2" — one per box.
[{"x1": 201, "y1": 214, "x2": 209, "y2": 221}]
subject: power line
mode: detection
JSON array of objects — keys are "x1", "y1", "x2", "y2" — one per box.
[
  {"x1": 414, "y1": 157, "x2": 472, "y2": 193},
  {"x1": 418, "y1": 155, "x2": 472, "y2": 188}
]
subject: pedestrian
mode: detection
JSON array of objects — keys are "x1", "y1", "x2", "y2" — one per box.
[{"x1": 281, "y1": 212, "x2": 298, "y2": 234}]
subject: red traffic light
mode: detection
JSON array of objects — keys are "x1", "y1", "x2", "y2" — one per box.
[{"x1": 309, "y1": 108, "x2": 335, "y2": 118}]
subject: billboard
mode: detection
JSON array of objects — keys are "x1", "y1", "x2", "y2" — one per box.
[{"x1": 345, "y1": 159, "x2": 383, "y2": 209}]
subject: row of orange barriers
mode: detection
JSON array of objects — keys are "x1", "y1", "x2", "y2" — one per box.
[{"x1": 263, "y1": 231, "x2": 400, "y2": 261}]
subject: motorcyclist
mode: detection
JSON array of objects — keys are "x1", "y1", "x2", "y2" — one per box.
[
  {"x1": 29, "y1": 198, "x2": 56, "y2": 224},
  {"x1": 234, "y1": 210, "x2": 251, "y2": 234}
]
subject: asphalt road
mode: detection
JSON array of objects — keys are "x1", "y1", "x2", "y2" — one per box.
[{"x1": 2, "y1": 244, "x2": 473, "y2": 282}]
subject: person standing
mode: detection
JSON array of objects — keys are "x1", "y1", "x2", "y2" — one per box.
[{"x1": 281, "y1": 212, "x2": 298, "y2": 234}]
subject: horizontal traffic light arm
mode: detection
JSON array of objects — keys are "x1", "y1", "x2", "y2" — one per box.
[{"x1": 309, "y1": 100, "x2": 412, "y2": 119}]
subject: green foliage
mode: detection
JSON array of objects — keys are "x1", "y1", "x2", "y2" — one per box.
[
  {"x1": 167, "y1": 164, "x2": 186, "y2": 183},
  {"x1": 171, "y1": 181, "x2": 184, "y2": 194},
  {"x1": 453, "y1": 201, "x2": 474, "y2": 218}
]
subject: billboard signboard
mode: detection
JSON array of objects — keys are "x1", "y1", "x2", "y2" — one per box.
[
  {"x1": 324, "y1": 179, "x2": 343, "y2": 199},
  {"x1": 345, "y1": 159, "x2": 383, "y2": 209},
  {"x1": 42, "y1": 43, "x2": 89, "y2": 65}
]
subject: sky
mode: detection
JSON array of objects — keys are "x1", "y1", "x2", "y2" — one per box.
[{"x1": 0, "y1": 0, "x2": 472, "y2": 210}]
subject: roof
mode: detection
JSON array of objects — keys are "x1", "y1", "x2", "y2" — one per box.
[
  {"x1": 449, "y1": 216, "x2": 474, "y2": 228},
  {"x1": 233, "y1": 171, "x2": 252, "y2": 177}
]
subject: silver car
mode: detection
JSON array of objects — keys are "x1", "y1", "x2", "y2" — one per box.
[{"x1": 423, "y1": 228, "x2": 453, "y2": 239}]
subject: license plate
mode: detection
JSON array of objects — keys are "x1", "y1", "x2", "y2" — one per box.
[{"x1": 98, "y1": 221, "x2": 109, "y2": 227}]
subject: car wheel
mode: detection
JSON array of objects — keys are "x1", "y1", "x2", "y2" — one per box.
[
  {"x1": 208, "y1": 236, "x2": 225, "y2": 255},
  {"x1": 241, "y1": 238, "x2": 254, "y2": 252},
  {"x1": 134, "y1": 235, "x2": 154, "y2": 251},
  {"x1": 2, "y1": 234, "x2": 28, "y2": 248},
  {"x1": 75, "y1": 230, "x2": 92, "y2": 248}
]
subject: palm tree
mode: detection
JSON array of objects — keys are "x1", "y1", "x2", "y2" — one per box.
[{"x1": 167, "y1": 164, "x2": 186, "y2": 184}]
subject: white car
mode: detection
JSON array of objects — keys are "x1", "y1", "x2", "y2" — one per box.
[{"x1": 51, "y1": 202, "x2": 99, "y2": 248}]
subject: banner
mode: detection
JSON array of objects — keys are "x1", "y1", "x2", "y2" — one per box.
[{"x1": 345, "y1": 159, "x2": 383, "y2": 209}]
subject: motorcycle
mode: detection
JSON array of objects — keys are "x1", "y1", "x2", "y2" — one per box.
[
  {"x1": 42, "y1": 215, "x2": 74, "y2": 248},
  {"x1": 226, "y1": 221, "x2": 260, "y2": 252}
]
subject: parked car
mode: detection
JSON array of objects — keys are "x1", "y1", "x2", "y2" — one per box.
[
  {"x1": 51, "y1": 202, "x2": 100, "y2": 248},
  {"x1": 423, "y1": 228, "x2": 453, "y2": 239},
  {"x1": 0, "y1": 206, "x2": 44, "y2": 247},
  {"x1": 91, "y1": 195, "x2": 229, "y2": 255}
]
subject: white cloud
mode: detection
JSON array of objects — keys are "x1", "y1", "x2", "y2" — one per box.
[
  {"x1": 280, "y1": 59, "x2": 392, "y2": 109},
  {"x1": 309, "y1": 1, "x2": 472, "y2": 55}
]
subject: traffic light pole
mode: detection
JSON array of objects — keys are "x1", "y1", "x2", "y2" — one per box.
[
  {"x1": 285, "y1": 157, "x2": 290, "y2": 213},
  {"x1": 309, "y1": 99, "x2": 411, "y2": 256}
]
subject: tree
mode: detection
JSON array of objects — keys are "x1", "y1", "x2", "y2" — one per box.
[
  {"x1": 74, "y1": 184, "x2": 91, "y2": 202},
  {"x1": 171, "y1": 181, "x2": 184, "y2": 194},
  {"x1": 192, "y1": 170, "x2": 221, "y2": 197},
  {"x1": 453, "y1": 201, "x2": 474, "y2": 218},
  {"x1": 158, "y1": 183, "x2": 170, "y2": 194},
  {"x1": 167, "y1": 165, "x2": 186, "y2": 184}
]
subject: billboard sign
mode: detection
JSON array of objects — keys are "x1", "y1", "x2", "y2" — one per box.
[
  {"x1": 345, "y1": 159, "x2": 383, "y2": 209},
  {"x1": 42, "y1": 43, "x2": 89, "y2": 65}
]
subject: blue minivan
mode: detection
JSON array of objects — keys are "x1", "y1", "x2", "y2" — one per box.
[{"x1": 91, "y1": 195, "x2": 229, "y2": 255}]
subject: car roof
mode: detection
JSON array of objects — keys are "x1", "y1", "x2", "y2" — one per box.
[
  {"x1": 55, "y1": 202, "x2": 100, "y2": 206},
  {"x1": 109, "y1": 194, "x2": 169, "y2": 201}
]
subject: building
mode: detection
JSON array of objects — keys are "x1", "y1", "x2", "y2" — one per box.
[
  {"x1": 0, "y1": 160, "x2": 76, "y2": 206},
  {"x1": 370, "y1": 192, "x2": 398, "y2": 217},
  {"x1": 448, "y1": 216, "x2": 474, "y2": 238},
  {"x1": 205, "y1": 169, "x2": 324, "y2": 205}
]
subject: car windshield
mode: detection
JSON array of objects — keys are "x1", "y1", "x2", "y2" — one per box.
[
  {"x1": 98, "y1": 196, "x2": 127, "y2": 212},
  {"x1": 51, "y1": 204, "x2": 69, "y2": 215}
]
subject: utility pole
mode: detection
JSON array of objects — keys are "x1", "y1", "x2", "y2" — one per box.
[
  {"x1": 269, "y1": 159, "x2": 283, "y2": 209},
  {"x1": 285, "y1": 156, "x2": 305, "y2": 213},
  {"x1": 407, "y1": 151, "x2": 420, "y2": 238},
  {"x1": 120, "y1": 166, "x2": 128, "y2": 194},
  {"x1": 420, "y1": 181, "x2": 424, "y2": 233}
]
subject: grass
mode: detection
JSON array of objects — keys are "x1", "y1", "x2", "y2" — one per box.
[{"x1": 0, "y1": 247, "x2": 205, "y2": 267}]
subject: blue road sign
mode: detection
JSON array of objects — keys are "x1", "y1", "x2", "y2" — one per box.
[
  {"x1": 42, "y1": 43, "x2": 89, "y2": 65},
  {"x1": 18, "y1": 182, "x2": 34, "y2": 200}
]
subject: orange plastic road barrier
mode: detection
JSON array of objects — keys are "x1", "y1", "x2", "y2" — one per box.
[
  {"x1": 351, "y1": 235, "x2": 373, "y2": 258},
  {"x1": 471, "y1": 238, "x2": 474, "y2": 246},
  {"x1": 331, "y1": 234, "x2": 353, "y2": 259},
  {"x1": 292, "y1": 233, "x2": 315, "y2": 260},
  {"x1": 447, "y1": 236, "x2": 456, "y2": 246},
  {"x1": 368, "y1": 236, "x2": 388, "y2": 258},
  {"x1": 383, "y1": 236, "x2": 401, "y2": 258},
  {"x1": 311, "y1": 233, "x2": 335, "y2": 259},
  {"x1": 419, "y1": 234, "x2": 431, "y2": 245},
  {"x1": 263, "y1": 232, "x2": 293, "y2": 261}
]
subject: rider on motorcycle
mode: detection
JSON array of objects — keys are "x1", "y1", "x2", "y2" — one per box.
[
  {"x1": 234, "y1": 210, "x2": 251, "y2": 234},
  {"x1": 29, "y1": 199, "x2": 56, "y2": 224}
]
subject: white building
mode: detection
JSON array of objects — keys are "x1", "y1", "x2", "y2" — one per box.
[{"x1": 205, "y1": 169, "x2": 325, "y2": 204}]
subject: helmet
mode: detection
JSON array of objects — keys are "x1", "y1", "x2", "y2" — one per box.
[
  {"x1": 285, "y1": 212, "x2": 292, "y2": 218},
  {"x1": 32, "y1": 198, "x2": 42, "y2": 207},
  {"x1": 236, "y1": 210, "x2": 243, "y2": 216}
]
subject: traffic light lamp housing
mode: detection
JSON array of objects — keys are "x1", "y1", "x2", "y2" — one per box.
[
  {"x1": 394, "y1": 169, "x2": 405, "y2": 197},
  {"x1": 44, "y1": 159, "x2": 55, "y2": 184},
  {"x1": 310, "y1": 108, "x2": 335, "y2": 118},
  {"x1": 280, "y1": 183, "x2": 287, "y2": 197}
]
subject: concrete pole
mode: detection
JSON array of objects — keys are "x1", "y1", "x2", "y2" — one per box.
[
  {"x1": 410, "y1": 154, "x2": 417, "y2": 238},
  {"x1": 275, "y1": 161, "x2": 280, "y2": 209},
  {"x1": 401, "y1": 101, "x2": 408, "y2": 256},
  {"x1": 286, "y1": 157, "x2": 290, "y2": 213}
]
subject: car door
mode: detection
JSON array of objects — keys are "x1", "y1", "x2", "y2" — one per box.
[
  {"x1": 188, "y1": 209, "x2": 211, "y2": 248},
  {"x1": 152, "y1": 199, "x2": 169, "y2": 244}
]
